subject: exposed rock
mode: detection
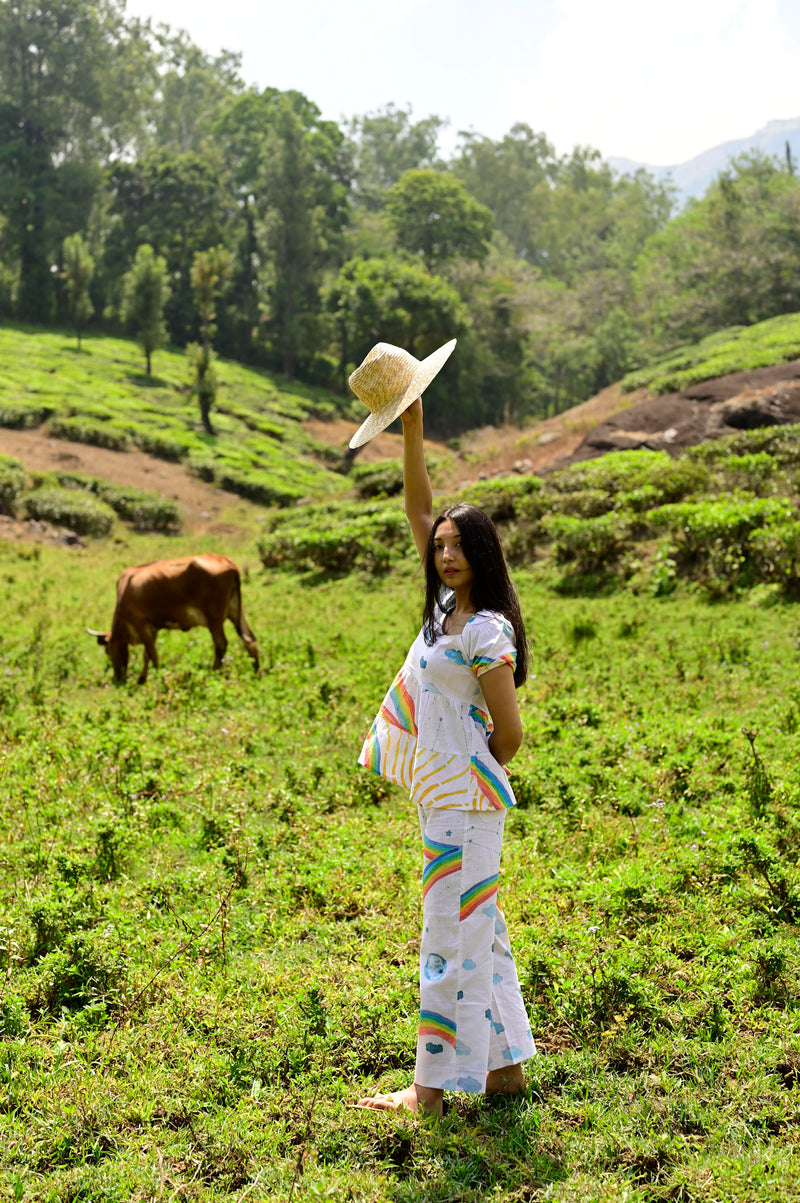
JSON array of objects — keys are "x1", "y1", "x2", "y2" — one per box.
[{"x1": 565, "y1": 359, "x2": 800, "y2": 466}]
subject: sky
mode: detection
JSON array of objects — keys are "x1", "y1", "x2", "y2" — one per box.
[{"x1": 122, "y1": 0, "x2": 800, "y2": 166}]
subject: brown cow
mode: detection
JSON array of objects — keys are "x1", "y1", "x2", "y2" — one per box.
[{"x1": 89, "y1": 553, "x2": 260, "y2": 683}]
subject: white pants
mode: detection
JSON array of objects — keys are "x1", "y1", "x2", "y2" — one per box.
[{"x1": 414, "y1": 806, "x2": 536, "y2": 1093}]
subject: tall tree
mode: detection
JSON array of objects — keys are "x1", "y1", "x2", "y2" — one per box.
[
  {"x1": 215, "y1": 88, "x2": 351, "y2": 380},
  {"x1": 385, "y1": 169, "x2": 494, "y2": 271},
  {"x1": 121, "y1": 244, "x2": 170, "y2": 376},
  {"x1": 61, "y1": 233, "x2": 94, "y2": 349},
  {"x1": 105, "y1": 151, "x2": 233, "y2": 345},
  {"x1": 0, "y1": 0, "x2": 155, "y2": 321}
]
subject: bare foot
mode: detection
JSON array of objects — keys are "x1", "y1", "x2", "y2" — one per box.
[
  {"x1": 353, "y1": 1084, "x2": 443, "y2": 1115},
  {"x1": 485, "y1": 1064, "x2": 525, "y2": 1096}
]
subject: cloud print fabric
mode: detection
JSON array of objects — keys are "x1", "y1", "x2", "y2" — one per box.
[{"x1": 414, "y1": 808, "x2": 535, "y2": 1092}]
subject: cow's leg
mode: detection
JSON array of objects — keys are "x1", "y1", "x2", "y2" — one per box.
[
  {"x1": 209, "y1": 625, "x2": 228, "y2": 669},
  {"x1": 227, "y1": 582, "x2": 260, "y2": 673},
  {"x1": 138, "y1": 631, "x2": 159, "y2": 684}
]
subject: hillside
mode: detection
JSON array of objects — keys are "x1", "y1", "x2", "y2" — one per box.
[{"x1": 5, "y1": 314, "x2": 800, "y2": 549}]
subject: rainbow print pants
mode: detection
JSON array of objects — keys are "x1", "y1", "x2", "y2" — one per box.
[{"x1": 415, "y1": 806, "x2": 536, "y2": 1093}]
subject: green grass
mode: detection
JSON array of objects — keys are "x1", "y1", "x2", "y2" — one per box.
[
  {"x1": 622, "y1": 312, "x2": 800, "y2": 395},
  {"x1": 0, "y1": 323, "x2": 355, "y2": 506},
  {"x1": 2, "y1": 527, "x2": 800, "y2": 1201}
]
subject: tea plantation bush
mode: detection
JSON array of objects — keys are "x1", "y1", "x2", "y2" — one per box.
[
  {"x1": 687, "y1": 422, "x2": 800, "y2": 468},
  {"x1": 0, "y1": 454, "x2": 26, "y2": 515},
  {"x1": 22, "y1": 487, "x2": 115, "y2": 536},
  {"x1": 750, "y1": 521, "x2": 800, "y2": 590},
  {"x1": 545, "y1": 448, "x2": 710, "y2": 502},
  {"x1": 258, "y1": 502, "x2": 411, "y2": 573},
  {"x1": 47, "y1": 416, "x2": 132, "y2": 452},
  {"x1": 543, "y1": 511, "x2": 632, "y2": 572},
  {"x1": 350, "y1": 459, "x2": 404, "y2": 498},
  {"x1": 621, "y1": 313, "x2": 800, "y2": 394},
  {"x1": 0, "y1": 402, "x2": 57, "y2": 429},
  {"x1": 53, "y1": 474, "x2": 180, "y2": 532}
]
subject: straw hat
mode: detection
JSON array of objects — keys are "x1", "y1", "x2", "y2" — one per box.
[{"x1": 348, "y1": 339, "x2": 457, "y2": 449}]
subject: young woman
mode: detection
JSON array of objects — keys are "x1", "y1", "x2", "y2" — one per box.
[{"x1": 355, "y1": 397, "x2": 536, "y2": 1115}]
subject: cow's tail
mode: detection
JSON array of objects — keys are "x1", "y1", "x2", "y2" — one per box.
[{"x1": 229, "y1": 572, "x2": 261, "y2": 673}]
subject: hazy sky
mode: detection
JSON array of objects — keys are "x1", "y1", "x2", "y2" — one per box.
[{"x1": 123, "y1": 0, "x2": 800, "y2": 165}]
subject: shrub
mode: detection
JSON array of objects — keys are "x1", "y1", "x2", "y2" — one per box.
[
  {"x1": 688, "y1": 424, "x2": 800, "y2": 469},
  {"x1": 214, "y1": 467, "x2": 303, "y2": 507},
  {"x1": 28, "y1": 929, "x2": 128, "y2": 1016},
  {"x1": 130, "y1": 429, "x2": 190, "y2": 462},
  {"x1": 258, "y1": 503, "x2": 411, "y2": 573},
  {"x1": 751, "y1": 522, "x2": 800, "y2": 591},
  {"x1": 545, "y1": 449, "x2": 709, "y2": 503},
  {"x1": 0, "y1": 403, "x2": 56, "y2": 429},
  {"x1": 0, "y1": 454, "x2": 26, "y2": 515},
  {"x1": 441, "y1": 474, "x2": 543, "y2": 523},
  {"x1": 648, "y1": 497, "x2": 794, "y2": 592},
  {"x1": 552, "y1": 488, "x2": 613, "y2": 518},
  {"x1": 22, "y1": 487, "x2": 115, "y2": 536},
  {"x1": 648, "y1": 498, "x2": 793, "y2": 560},
  {"x1": 351, "y1": 459, "x2": 404, "y2": 498},
  {"x1": 52, "y1": 473, "x2": 180, "y2": 532},
  {"x1": 543, "y1": 511, "x2": 632, "y2": 573},
  {"x1": 47, "y1": 416, "x2": 132, "y2": 451}
]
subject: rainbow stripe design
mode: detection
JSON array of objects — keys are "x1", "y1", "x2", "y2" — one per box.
[
  {"x1": 379, "y1": 673, "x2": 417, "y2": 735},
  {"x1": 418, "y1": 1010, "x2": 457, "y2": 1049},
  {"x1": 360, "y1": 725, "x2": 382, "y2": 775},
  {"x1": 470, "y1": 756, "x2": 513, "y2": 810},
  {"x1": 422, "y1": 834, "x2": 462, "y2": 898},
  {"x1": 471, "y1": 651, "x2": 516, "y2": 676},
  {"x1": 460, "y1": 873, "x2": 499, "y2": 921},
  {"x1": 468, "y1": 705, "x2": 492, "y2": 735}
]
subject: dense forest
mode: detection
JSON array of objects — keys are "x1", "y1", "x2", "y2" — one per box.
[{"x1": 2, "y1": 0, "x2": 800, "y2": 435}]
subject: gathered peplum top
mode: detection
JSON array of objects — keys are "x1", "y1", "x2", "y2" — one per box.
[{"x1": 358, "y1": 606, "x2": 518, "y2": 811}]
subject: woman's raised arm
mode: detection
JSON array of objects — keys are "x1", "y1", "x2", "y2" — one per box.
[{"x1": 401, "y1": 399, "x2": 434, "y2": 560}]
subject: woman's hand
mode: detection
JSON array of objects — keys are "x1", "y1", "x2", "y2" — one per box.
[{"x1": 401, "y1": 397, "x2": 423, "y2": 424}]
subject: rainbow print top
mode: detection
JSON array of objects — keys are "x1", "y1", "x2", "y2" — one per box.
[{"x1": 359, "y1": 609, "x2": 518, "y2": 811}]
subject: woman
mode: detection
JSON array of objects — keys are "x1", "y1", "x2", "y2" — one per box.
[{"x1": 355, "y1": 397, "x2": 535, "y2": 1115}]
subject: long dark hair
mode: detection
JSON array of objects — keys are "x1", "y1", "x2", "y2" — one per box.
[{"x1": 422, "y1": 504, "x2": 528, "y2": 687}]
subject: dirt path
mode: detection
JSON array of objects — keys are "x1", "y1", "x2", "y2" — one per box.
[{"x1": 0, "y1": 427, "x2": 255, "y2": 545}]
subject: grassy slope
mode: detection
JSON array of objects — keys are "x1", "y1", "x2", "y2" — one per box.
[
  {"x1": 0, "y1": 324, "x2": 354, "y2": 505},
  {"x1": 622, "y1": 313, "x2": 800, "y2": 396}
]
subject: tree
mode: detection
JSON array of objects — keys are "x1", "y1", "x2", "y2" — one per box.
[
  {"x1": 187, "y1": 245, "x2": 231, "y2": 434},
  {"x1": 61, "y1": 233, "x2": 94, "y2": 349},
  {"x1": 348, "y1": 104, "x2": 446, "y2": 210},
  {"x1": 634, "y1": 153, "x2": 800, "y2": 354},
  {"x1": 215, "y1": 88, "x2": 352, "y2": 379},
  {"x1": 326, "y1": 256, "x2": 469, "y2": 427},
  {"x1": 105, "y1": 151, "x2": 233, "y2": 346},
  {"x1": 385, "y1": 170, "x2": 494, "y2": 271},
  {"x1": 0, "y1": 0, "x2": 155, "y2": 322},
  {"x1": 121, "y1": 244, "x2": 170, "y2": 375}
]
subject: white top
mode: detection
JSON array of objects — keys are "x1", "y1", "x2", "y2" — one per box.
[{"x1": 358, "y1": 606, "x2": 518, "y2": 810}]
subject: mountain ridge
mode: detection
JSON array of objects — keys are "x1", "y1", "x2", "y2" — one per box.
[{"x1": 607, "y1": 116, "x2": 800, "y2": 204}]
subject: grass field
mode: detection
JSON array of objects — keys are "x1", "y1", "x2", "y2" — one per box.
[{"x1": 2, "y1": 521, "x2": 800, "y2": 1202}]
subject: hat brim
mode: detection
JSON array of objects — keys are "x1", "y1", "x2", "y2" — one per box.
[{"x1": 348, "y1": 339, "x2": 457, "y2": 449}]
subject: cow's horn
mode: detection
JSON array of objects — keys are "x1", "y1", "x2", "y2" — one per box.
[{"x1": 86, "y1": 627, "x2": 105, "y2": 637}]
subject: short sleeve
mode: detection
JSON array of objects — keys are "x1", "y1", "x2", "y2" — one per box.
[{"x1": 465, "y1": 613, "x2": 516, "y2": 678}]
